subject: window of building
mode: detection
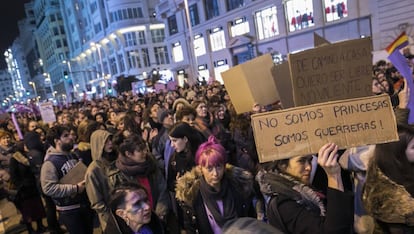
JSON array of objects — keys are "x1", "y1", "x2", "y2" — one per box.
[
  {"x1": 141, "y1": 48, "x2": 150, "y2": 67},
  {"x1": 90, "y1": 1, "x2": 98, "y2": 14},
  {"x1": 284, "y1": 0, "x2": 314, "y2": 32},
  {"x1": 56, "y1": 39, "x2": 62, "y2": 48},
  {"x1": 194, "y1": 34, "x2": 206, "y2": 57},
  {"x1": 172, "y1": 42, "x2": 184, "y2": 62},
  {"x1": 109, "y1": 57, "x2": 118, "y2": 75},
  {"x1": 189, "y1": 4, "x2": 200, "y2": 26},
  {"x1": 50, "y1": 14, "x2": 56, "y2": 22},
  {"x1": 125, "y1": 32, "x2": 138, "y2": 47},
  {"x1": 209, "y1": 27, "x2": 225, "y2": 52},
  {"x1": 204, "y1": 0, "x2": 220, "y2": 20},
  {"x1": 151, "y1": 29, "x2": 165, "y2": 43},
  {"x1": 323, "y1": 0, "x2": 348, "y2": 22},
  {"x1": 53, "y1": 27, "x2": 59, "y2": 36},
  {"x1": 137, "y1": 31, "x2": 146, "y2": 45},
  {"x1": 226, "y1": 0, "x2": 244, "y2": 11},
  {"x1": 168, "y1": 15, "x2": 178, "y2": 35},
  {"x1": 60, "y1": 25, "x2": 65, "y2": 34},
  {"x1": 255, "y1": 6, "x2": 279, "y2": 40},
  {"x1": 128, "y1": 50, "x2": 142, "y2": 68},
  {"x1": 154, "y1": 46, "x2": 169, "y2": 65},
  {"x1": 94, "y1": 22, "x2": 102, "y2": 33},
  {"x1": 118, "y1": 54, "x2": 125, "y2": 72},
  {"x1": 230, "y1": 17, "x2": 250, "y2": 37},
  {"x1": 137, "y1": 8, "x2": 143, "y2": 18}
]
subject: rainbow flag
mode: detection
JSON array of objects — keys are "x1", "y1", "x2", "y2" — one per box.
[
  {"x1": 386, "y1": 32, "x2": 409, "y2": 54},
  {"x1": 386, "y1": 31, "x2": 414, "y2": 123}
]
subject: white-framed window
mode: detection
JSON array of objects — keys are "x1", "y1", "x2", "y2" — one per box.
[
  {"x1": 128, "y1": 50, "x2": 142, "y2": 69},
  {"x1": 323, "y1": 0, "x2": 348, "y2": 22},
  {"x1": 194, "y1": 34, "x2": 206, "y2": 57},
  {"x1": 209, "y1": 27, "x2": 226, "y2": 52},
  {"x1": 230, "y1": 18, "x2": 250, "y2": 37},
  {"x1": 255, "y1": 6, "x2": 279, "y2": 40},
  {"x1": 284, "y1": 0, "x2": 314, "y2": 32},
  {"x1": 124, "y1": 32, "x2": 137, "y2": 47},
  {"x1": 172, "y1": 42, "x2": 184, "y2": 62}
]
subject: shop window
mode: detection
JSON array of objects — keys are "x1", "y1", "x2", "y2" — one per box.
[
  {"x1": 209, "y1": 27, "x2": 225, "y2": 52},
  {"x1": 194, "y1": 34, "x2": 206, "y2": 57},
  {"x1": 172, "y1": 42, "x2": 184, "y2": 62},
  {"x1": 284, "y1": 0, "x2": 314, "y2": 32},
  {"x1": 255, "y1": 6, "x2": 278, "y2": 40},
  {"x1": 323, "y1": 0, "x2": 348, "y2": 22},
  {"x1": 230, "y1": 17, "x2": 250, "y2": 37}
]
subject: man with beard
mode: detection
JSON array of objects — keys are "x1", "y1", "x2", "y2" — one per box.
[{"x1": 40, "y1": 125, "x2": 94, "y2": 234}]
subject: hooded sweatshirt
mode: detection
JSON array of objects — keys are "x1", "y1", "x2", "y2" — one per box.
[{"x1": 85, "y1": 130, "x2": 119, "y2": 233}]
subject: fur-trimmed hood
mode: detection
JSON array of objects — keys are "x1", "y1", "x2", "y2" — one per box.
[
  {"x1": 256, "y1": 169, "x2": 326, "y2": 216},
  {"x1": 363, "y1": 160, "x2": 414, "y2": 225},
  {"x1": 175, "y1": 164, "x2": 253, "y2": 206}
]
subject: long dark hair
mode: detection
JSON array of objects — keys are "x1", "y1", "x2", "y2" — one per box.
[
  {"x1": 168, "y1": 122, "x2": 204, "y2": 155},
  {"x1": 375, "y1": 125, "x2": 414, "y2": 196}
]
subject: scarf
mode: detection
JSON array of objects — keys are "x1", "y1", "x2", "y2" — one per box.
[
  {"x1": 258, "y1": 170, "x2": 326, "y2": 216},
  {"x1": 116, "y1": 156, "x2": 155, "y2": 177},
  {"x1": 199, "y1": 175, "x2": 237, "y2": 227}
]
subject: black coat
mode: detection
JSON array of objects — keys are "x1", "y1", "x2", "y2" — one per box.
[
  {"x1": 257, "y1": 170, "x2": 354, "y2": 234},
  {"x1": 9, "y1": 154, "x2": 41, "y2": 204}
]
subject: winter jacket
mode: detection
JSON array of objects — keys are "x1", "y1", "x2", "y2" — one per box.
[
  {"x1": 84, "y1": 130, "x2": 118, "y2": 232},
  {"x1": 362, "y1": 160, "x2": 414, "y2": 232},
  {"x1": 257, "y1": 169, "x2": 354, "y2": 234},
  {"x1": 106, "y1": 159, "x2": 170, "y2": 220},
  {"x1": 175, "y1": 164, "x2": 256, "y2": 234}
]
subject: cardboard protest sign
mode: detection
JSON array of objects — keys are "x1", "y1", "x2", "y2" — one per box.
[
  {"x1": 271, "y1": 62, "x2": 295, "y2": 109},
  {"x1": 39, "y1": 102, "x2": 56, "y2": 124},
  {"x1": 59, "y1": 161, "x2": 87, "y2": 184},
  {"x1": 251, "y1": 94, "x2": 398, "y2": 162},
  {"x1": 222, "y1": 54, "x2": 280, "y2": 114},
  {"x1": 314, "y1": 32, "x2": 331, "y2": 47},
  {"x1": 289, "y1": 37, "x2": 373, "y2": 106}
]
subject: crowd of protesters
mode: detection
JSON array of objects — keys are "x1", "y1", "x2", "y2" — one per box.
[{"x1": 0, "y1": 55, "x2": 413, "y2": 234}]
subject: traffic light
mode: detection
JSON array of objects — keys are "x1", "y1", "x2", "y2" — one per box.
[{"x1": 63, "y1": 71, "x2": 69, "y2": 80}]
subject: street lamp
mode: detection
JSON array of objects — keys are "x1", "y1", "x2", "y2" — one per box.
[{"x1": 28, "y1": 82, "x2": 38, "y2": 101}]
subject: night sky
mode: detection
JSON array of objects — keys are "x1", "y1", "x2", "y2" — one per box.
[{"x1": 0, "y1": 0, "x2": 31, "y2": 70}]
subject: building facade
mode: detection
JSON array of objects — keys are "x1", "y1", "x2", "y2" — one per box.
[
  {"x1": 156, "y1": 0, "x2": 414, "y2": 84},
  {"x1": 60, "y1": 0, "x2": 171, "y2": 100},
  {"x1": 0, "y1": 70, "x2": 14, "y2": 108},
  {"x1": 4, "y1": 0, "x2": 414, "y2": 103}
]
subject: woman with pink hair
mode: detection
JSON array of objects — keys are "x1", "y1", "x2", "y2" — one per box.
[{"x1": 175, "y1": 136, "x2": 256, "y2": 234}]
